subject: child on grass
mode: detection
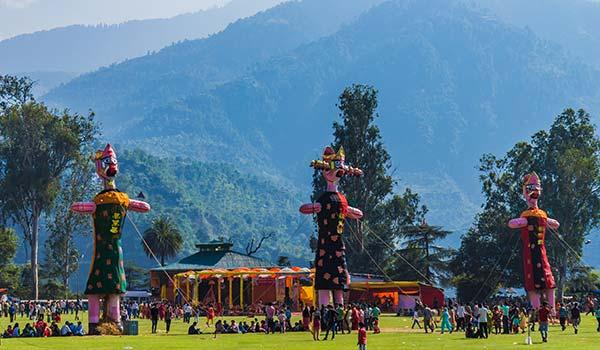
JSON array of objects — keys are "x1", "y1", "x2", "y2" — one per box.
[{"x1": 358, "y1": 322, "x2": 367, "y2": 350}]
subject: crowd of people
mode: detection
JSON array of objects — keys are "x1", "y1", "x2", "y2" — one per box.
[
  {"x1": 407, "y1": 295, "x2": 600, "y2": 343},
  {"x1": 1, "y1": 299, "x2": 85, "y2": 338},
  {"x1": 1, "y1": 293, "x2": 598, "y2": 346},
  {"x1": 130, "y1": 298, "x2": 382, "y2": 344}
]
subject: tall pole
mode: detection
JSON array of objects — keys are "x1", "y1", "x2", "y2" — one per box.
[
  {"x1": 228, "y1": 277, "x2": 233, "y2": 309},
  {"x1": 217, "y1": 279, "x2": 222, "y2": 305},
  {"x1": 240, "y1": 276, "x2": 244, "y2": 309}
]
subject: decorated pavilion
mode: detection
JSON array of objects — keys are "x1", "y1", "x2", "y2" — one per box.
[
  {"x1": 149, "y1": 240, "x2": 312, "y2": 310},
  {"x1": 150, "y1": 240, "x2": 444, "y2": 312}
]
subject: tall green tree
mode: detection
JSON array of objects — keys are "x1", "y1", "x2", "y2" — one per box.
[
  {"x1": 313, "y1": 84, "x2": 425, "y2": 276},
  {"x1": 0, "y1": 227, "x2": 29, "y2": 296},
  {"x1": 124, "y1": 261, "x2": 150, "y2": 290},
  {"x1": 397, "y1": 220, "x2": 453, "y2": 283},
  {"x1": 43, "y1": 156, "x2": 97, "y2": 295},
  {"x1": 452, "y1": 108, "x2": 599, "y2": 301},
  {"x1": 0, "y1": 75, "x2": 96, "y2": 299},
  {"x1": 0, "y1": 75, "x2": 34, "y2": 112},
  {"x1": 0, "y1": 227, "x2": 18, "y2": 265},
  {"x1": 142, "y1": 216, "x2": 183, "y2": 266}
]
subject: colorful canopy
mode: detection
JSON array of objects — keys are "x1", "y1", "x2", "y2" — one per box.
[{"x1": 173, "y1": 267, "x2": 312, "y2": 279}]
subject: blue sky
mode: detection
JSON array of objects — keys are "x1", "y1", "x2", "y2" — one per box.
[{"x1": 0, "y1": 0, "x2": 229, "y2": 40}]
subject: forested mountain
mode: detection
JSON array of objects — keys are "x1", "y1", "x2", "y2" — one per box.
[
  {"x1": 41, "y1": 0, "x2": 600, "y2": 265},
  {"x1": 44, "y1": 0, "x2": 384, "y2": 129},
  {"x1": 471, "y1": 0, "x2": 600, "y2": 68},
  {"x1": 0, "y1": 0, "x2": 287, "y2": 95},
  {"x1": 0, "y1": 0, "x2": 283, "y2": 74},
  {"x1": 106, "y1": 149, "x2": 311, "y2": 265}
]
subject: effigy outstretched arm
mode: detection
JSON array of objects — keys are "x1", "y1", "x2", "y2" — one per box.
[
  {"x1": 508, "y1": 217, "x2": 527, "y2": 229},
  {"x1": 547, "y1": 218, "x2": 560, "y2": 230},
  {"x1": 129, "y1": 200, "x2": 151, "y2": 213},
  {"x1": 70, "y1": 202, "x2": 96, "y2": 214},
  {"x1": 347, "y1": 206, "x2": 363, "y2": 219},
  {"x1": 299, "y1": 203, "x2": 321, "y2": 214}
]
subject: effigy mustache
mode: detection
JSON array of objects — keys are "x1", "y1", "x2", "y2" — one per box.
[{"x1": 309, "y1": 160, "x2": 363, "y2": 176}]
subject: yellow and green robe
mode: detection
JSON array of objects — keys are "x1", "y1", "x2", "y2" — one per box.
[{"x1": 85, "y1": 189, "x2": 130, "y2": 295}]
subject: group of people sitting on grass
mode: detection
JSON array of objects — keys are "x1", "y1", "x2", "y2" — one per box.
[
  {"x1": 2, "y1": 320, "x2": 85, "y2": 338},
  {"x1": 177, "y1": 300, "x2": 382, "y2": 339}
]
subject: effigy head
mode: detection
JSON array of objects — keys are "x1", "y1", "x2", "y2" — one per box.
[
  {"x1": 95, "y1": 143, "x2": 118, "y2": 180},
  {"x1": 522, "y1": 172, "x2": 541, "y2": 203},
  {"x1": 310, "y1": 146, "x2": 362, "y2": 184}
]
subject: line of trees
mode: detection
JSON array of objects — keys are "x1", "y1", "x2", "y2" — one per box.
[{"x1": 314, "y1": 84, "x2": 599, "y2": 300}]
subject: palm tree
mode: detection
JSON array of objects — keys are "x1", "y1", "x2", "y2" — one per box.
[{"x1": 142, "y1": 216, "x2": 183, "y2": 266}]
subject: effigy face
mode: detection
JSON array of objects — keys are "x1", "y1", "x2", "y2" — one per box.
[
  {"x1": 522, "y1": 172, "x2": 541, "y2": 204},
  {"x1": 96, "y1": 143, "x2": 119, "y2": 180},
  {"x1": 311, "y1": 146, "x2": 362, "y2": 185}
]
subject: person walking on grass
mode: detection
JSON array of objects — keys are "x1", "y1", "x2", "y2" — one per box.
[
  {"x1": 558, "y1": 303, "x2": 568, "y2": 331},
  {"x1": 539, "y1": 301, "x2": 550, "y2": 342},
  {"x1": 571, "y1": 302, "x2": 581, "y2": 334},
  {"x1": 372, "y1": 304, "x2": 381, "y2": 334},
  {"x1": 357, "y1": 322, "x2": 367, "y2": 350},
  {"x1": 411, "y1": 309, "x2": 422, "y2": 329},
  {"x1": 423, "y1": 306, "x2": 434, "y2": 333},
  {"x1": 323, "y1": 304, "x2": 337, "y2": 340},
  {"x1": 165, "y1": 305, "x2": 172, "y2": 334},
  {"x1": 440, "y1": 307, "x2": 452, "y2": 334},
  {"x1": 336, "y1": 304, "x2": 345, "y2": 334}
]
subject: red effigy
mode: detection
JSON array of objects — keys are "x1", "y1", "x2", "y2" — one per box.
[{"x1": 519, "y1": 208, "x2": 556, "y2": 292}]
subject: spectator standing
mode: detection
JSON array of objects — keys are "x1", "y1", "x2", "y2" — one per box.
[
  {"x1": 265, "y1": 303, "x2": 276, "y2": 334},
  {"x1": 312, "y1": 307, "x2": 321, "y2": 341},
  {"x1": 8, "y1": 303, "x2": 15, "y2": 323},
  {"x1": 165, "y1": 305, "x2": 173, "y2": 334},
  {"x1": 501, "y1": 303, "x2": 510, "y2": 334},
  {"x1": 150, "y1": 303, "x2": 159, "y2": 334},
  {"x1": 456, "y1": 303, "x2": 465, "y2": 331},
  {"x1": 302, "y1": 305, "x2": 311, "y2": 330},
  {"x1": 539, "y1": 301, "x2": 551, "y2": 342},
  {"x1": 478, "y1": 304, "x2": 488, "y2": 339},
  {"x1": 357, "y1": 322, "x2": 367, "y2": 350}
]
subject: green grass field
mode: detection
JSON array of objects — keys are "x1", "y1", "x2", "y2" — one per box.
[{"x1": 0, "y1": 312, "x2": 598, "y2": 350}]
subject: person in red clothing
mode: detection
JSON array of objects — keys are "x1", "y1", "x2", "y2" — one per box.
[
  {"x1": 357, "y1": 322, "x2": 367, "y2": 350},
  {"x1": 538, "y1": 301, "x2": 550, "y2": 343},
  {"x1": 206, "y1": 305, "x2": 215, "y2": 327}
]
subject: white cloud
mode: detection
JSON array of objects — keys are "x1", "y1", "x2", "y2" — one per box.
[{"x1": 0, "y1": 0, "x2": 37, "y2": 9}]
